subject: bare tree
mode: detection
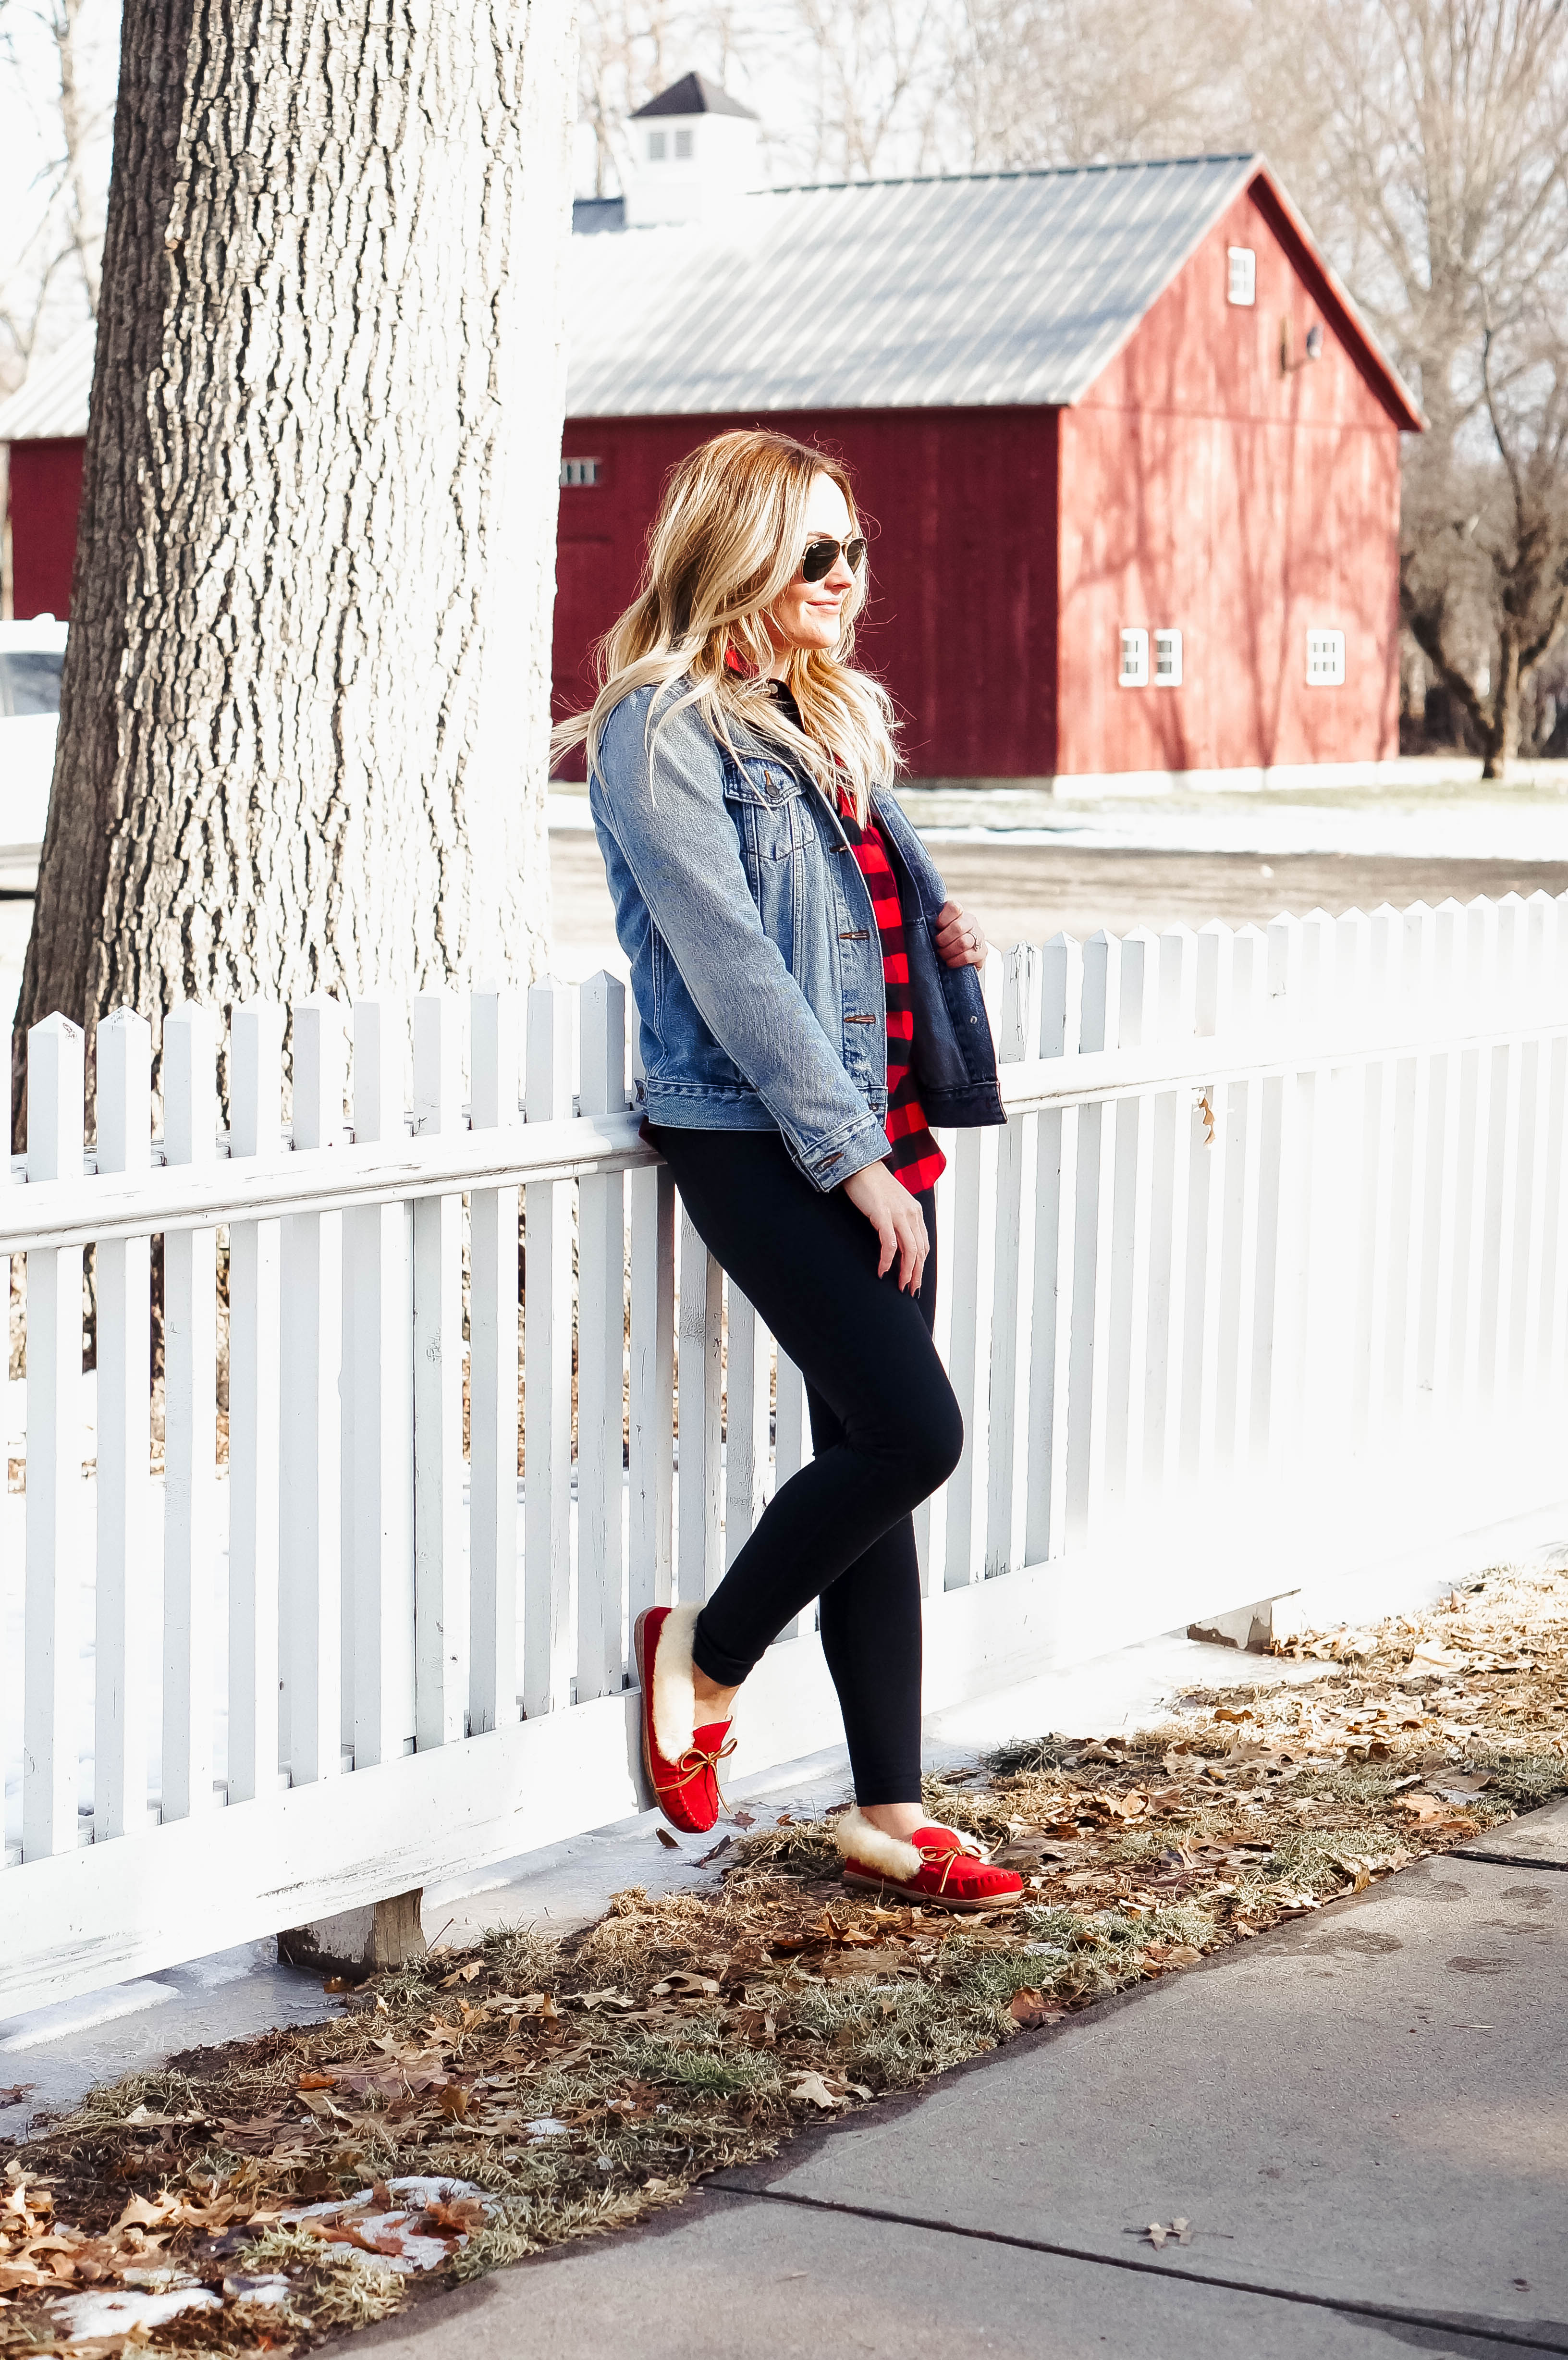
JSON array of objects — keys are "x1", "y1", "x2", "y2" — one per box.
[
  {"x1": 1242, "y1": 0, "x2": 1568, "y2": 774},
  {"x1": 940, "y1": 0, "x2": 1251, "y2": 173},
  {"x1": 786, "y1": 0, "x2": 946, "y2": 180},
  {"x1": 14, "y1": 0, "x2": 576, "y2": 1127},
  {"x1": 0, "y1": 0, "x2": 115, "y2": 391},
  {"x1": 1402, "y1": 330, "x2": 1568, "y2": 772}
]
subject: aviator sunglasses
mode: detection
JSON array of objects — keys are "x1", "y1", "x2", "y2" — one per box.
[{"x1": 799, "y1": 534, "x2": 868, "y2": 582}]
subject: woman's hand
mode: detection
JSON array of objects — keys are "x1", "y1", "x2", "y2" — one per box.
[
  {"x1": 934, "y1": 898, "x2": 987, "y2": 969},
  {"x1": 842, "y1": 1159, "x2": 929, "y2": 1293}
]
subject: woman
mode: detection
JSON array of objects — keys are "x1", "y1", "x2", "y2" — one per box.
[{"x1": 556, "y1": 428, "x2": 1022, "y2": 1912}]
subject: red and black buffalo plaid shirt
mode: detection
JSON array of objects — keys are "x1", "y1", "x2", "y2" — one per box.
[
  {"x1": 758, "y1": 674, "x2": 946, "y2": 1197},
  {"x1": 833, "y1": 789, "x2": 947, "y2": 1199}
]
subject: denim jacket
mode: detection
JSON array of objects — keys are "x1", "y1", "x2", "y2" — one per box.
[{"x1": 588, "y1": 681, "x2": 1004, "y2": 1192}]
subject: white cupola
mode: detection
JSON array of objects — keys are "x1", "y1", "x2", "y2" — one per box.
[{"x1": 624, "y1": 72, "x2": 762, "y2": 229}]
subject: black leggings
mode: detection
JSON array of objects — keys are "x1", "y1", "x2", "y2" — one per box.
[{"x1": 648, "y1": 1126, "x2": 962, "y2": 1803}]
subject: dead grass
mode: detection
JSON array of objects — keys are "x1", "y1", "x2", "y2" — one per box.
[{"x1": 2, "y1": 1561, "x2": 1564, "y2": 2356}]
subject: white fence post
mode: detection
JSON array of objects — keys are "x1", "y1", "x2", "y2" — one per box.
[
  {"x1": 468, "y1": 987, "x2": 522, "y2": 1735},
  {"x1": 576, "y1": 973, "x2": 628, "y2": 1699},
  {"x1": 345, "y1": 997, "x2": 416, "y2": 1768},
  {"x1": 93, "y1": 1010, "x2": 152, "y2": 1842},
  {"x1": 412, "y1": 993, "x2": 465, "y2": 1749},
  {"x1": 161, "y1": 1004, "x2": 218, "y2": 1822},
  {"x1": 23, "y1": 1014, "x2": 85, "y2": 1860},
  {"x1": 279, "y1": 996, "x2": 345, "y2": 1788},
  {"x1": 227, "y1": 1001, "x2": 283, "y2": 1806},
  {"x1": 523, "y1": 979, "x2": 574, "y2": 1716}
]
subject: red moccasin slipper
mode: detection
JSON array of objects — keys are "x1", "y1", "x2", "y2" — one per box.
[
  {"x1": 835, "y1": 1809, "x2": 1024, "y2": 1911},
  {"x1": 633, "y1": 1604, "x2": 735, "y2": 1835}
]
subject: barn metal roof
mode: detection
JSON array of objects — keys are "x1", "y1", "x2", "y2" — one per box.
[
  {"x1": 0, "y1": 156, "x2": 1422, "y2": 445},
  {"x1": 565, "y1": 155, "x2": 1272, "y2": 417},
  {"x1": 0, "y1": 321, "x2": 95, "y2": 440}
]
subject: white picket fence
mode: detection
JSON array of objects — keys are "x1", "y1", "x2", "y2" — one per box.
[{"x1": 4, "y1": 888, "x2": 1568, "y2": 2015}]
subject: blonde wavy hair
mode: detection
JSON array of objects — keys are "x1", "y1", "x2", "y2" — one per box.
[{"x1": 551, "y1": 427, "x2": 900, "y2": 824}]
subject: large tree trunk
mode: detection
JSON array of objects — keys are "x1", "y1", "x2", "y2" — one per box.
[
  {"x1": 14, "y1": 0, "x2": 575, "y2": 1134},
  {"x1": 1481, "y1": 633, "x2": 1522, "y2": 781}
]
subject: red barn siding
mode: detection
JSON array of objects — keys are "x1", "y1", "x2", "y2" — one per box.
[
  {"x1": 7, "y1": 438, "x2": 83, "y2": 619},
  {"x1": 555, "y1": 408, "x2": 1059, "y2": 779},
  {"x1": 1056, "y1": 185, "x2": 1403, "y2": 776}
]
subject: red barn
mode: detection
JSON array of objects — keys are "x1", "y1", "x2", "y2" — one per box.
[
  {"x1": 0, "y1": 330, "x2": 93, "y2": 622},
  {"x1": 559, "y1": 146, "x2": 1422, "y2": 784}
]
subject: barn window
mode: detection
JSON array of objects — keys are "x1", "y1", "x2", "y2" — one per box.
[
  {"x1": 1227, "y1": 246, "x2": 1256, "y2": 306},
  {"x1": 1119, "y1": 628, "x2": 1149, "y2": 687},
  {"x1": 648, "y1": 130, "x2": 667, "y2": 160},
  {"x1": 675, "y1": 127, "x2": 694, "y2": 159},
  {"x1": 560, "y1": 457, "x2": 601, "y2": 487},
  {"x1": 1306, "y1": 627, "x2": 1346, "y2": 685},
  {"x1": 1153, "y1": 628, "x2": 1183, "y2": 686}
]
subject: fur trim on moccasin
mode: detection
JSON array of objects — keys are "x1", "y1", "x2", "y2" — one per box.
[
  {"x1": 651, "y1": 1602, "x2": 701, "y2": 1763},
  {"x1": 833, "y1": 1807, "x2": 923, "y2": 1883}
]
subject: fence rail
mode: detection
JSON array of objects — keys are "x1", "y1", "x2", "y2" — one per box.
[{"x1": 3, "y1": 889, "x2": 1568, "y2": 2015}]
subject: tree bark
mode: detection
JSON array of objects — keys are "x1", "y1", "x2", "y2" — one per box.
[{"x1": 14, "y1": 0, "x2": 576, "y2": 1137}]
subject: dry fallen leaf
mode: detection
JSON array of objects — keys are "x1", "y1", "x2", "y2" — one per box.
[
  {"x1": 786, "y1": 2071, "x2": 848, "y2": 2111},
  {"x1": 656, "y1": 1828, "x2": 681, "y2": 1851},
  {"x1": 1008, "y1": 1989, "x2": 1065, "y2": 2029}
]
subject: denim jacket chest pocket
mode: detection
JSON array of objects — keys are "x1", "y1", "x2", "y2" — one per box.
[{"x1": 722, "y1": 754, "x2": 817, "y2": 873}]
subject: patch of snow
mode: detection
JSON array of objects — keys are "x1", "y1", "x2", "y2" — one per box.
[
  {"x1": 51, "y1": 2285, "x2": 220, "y2": 2337},
  {"x1": 0, "y1": 1979, "x2": 180, "y2": 2051},
  {"x1": 282, "y1": 2176, "x2": 491, "y2": 2275},
  {"x1": 221, "y1": 2273, "x2": 294, "y2": 2307}
]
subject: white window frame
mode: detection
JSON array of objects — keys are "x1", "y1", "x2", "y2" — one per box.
[
  {"x1": 560, "y1": 457, "x2": 601, "y2": 488},
  {"x1": 674, "y1": 126, "x2": 693, "y2": 159},
  {"x1": 647, "y1": 129, "x2": 667, "y2": 160},
  {"x1": 1119, "y1": 627, "x2": 1149, "y2": 688},
  {"x1": 1306, "y1": 627, "x2": 1346, "y2": 687},
  {"x1": 1227, "y1": 246, "x2": 1256, "y2": 307},
  {"x1": 1153, "y1": 627, "x2": 1183, "y2": 687}
]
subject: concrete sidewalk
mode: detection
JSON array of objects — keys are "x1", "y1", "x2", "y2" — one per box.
[{"x1": 345, "y1": 1795, "x2": 1568, "y2": 2360}]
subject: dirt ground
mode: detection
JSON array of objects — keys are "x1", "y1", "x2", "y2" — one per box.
[{"x1": 549, "y1": 830, "x2": 1568, "y2": 974}]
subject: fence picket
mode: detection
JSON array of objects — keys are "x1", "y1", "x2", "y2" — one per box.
[
  {"x1": 1023, "y1": 936, "x2": 1080, "y2": 1567},
  {"x1": 676, "y1": 1203, "x2": 723, "y2": 1601},
  {"x1": 279, "y1": 997, "x2": 345, "y2": 1788},
  {"x1": 468, "y1": 988, "x2": 522, "y2": 1735},
  {"x1": 943, "y1": 959, "x2": 1004, "y2": 1584},
  {"x1": 161, "y1": 1005, "x2": 218, "y2": 1822},
  {"x1": 522, "y1": 980, "x2": 574, "y2": 1717},
  {"x1": 984, "y1": 946, "x2": 1041, "y2": 1579},
  {"x1": 576, "y1": 975, "x2": 628, "y2": 1699},
  {"x1": 724, "y1": 1282, "x2": 772, "y2": 1568},
  {"x1": 412, "y1": 994, "x2": 465, "y2": 1748},
  {"x1": 344, "y1": 998, "x2": 415, "y2": 1769},
  {"x1": 93, "y1": 1011, "x2": 152, "y2": 1841},
  {"x1": 628, "y1": 1155, "x2": 675, "y2": 1624},
  {"x1": 1146, "y1": 927, "x2": 1196, "y2": 1493},
  {"x1": 227, "y1": 1002, "x2": 283, "y2": 1805},
  {"x1": 23, "y1": 1014, "x2": 85, "y2": 1859},
  {"x1": 1066, "y1": 931, "x2": 1121, "y2": 1545},
  {"x1": 1107, "y1": 928, "x2": 1157, "y2": 1517}
]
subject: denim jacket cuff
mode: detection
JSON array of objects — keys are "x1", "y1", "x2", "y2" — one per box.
[{"x1": 795, "y1": 1110, "x2": 890, "y2": 1193}]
